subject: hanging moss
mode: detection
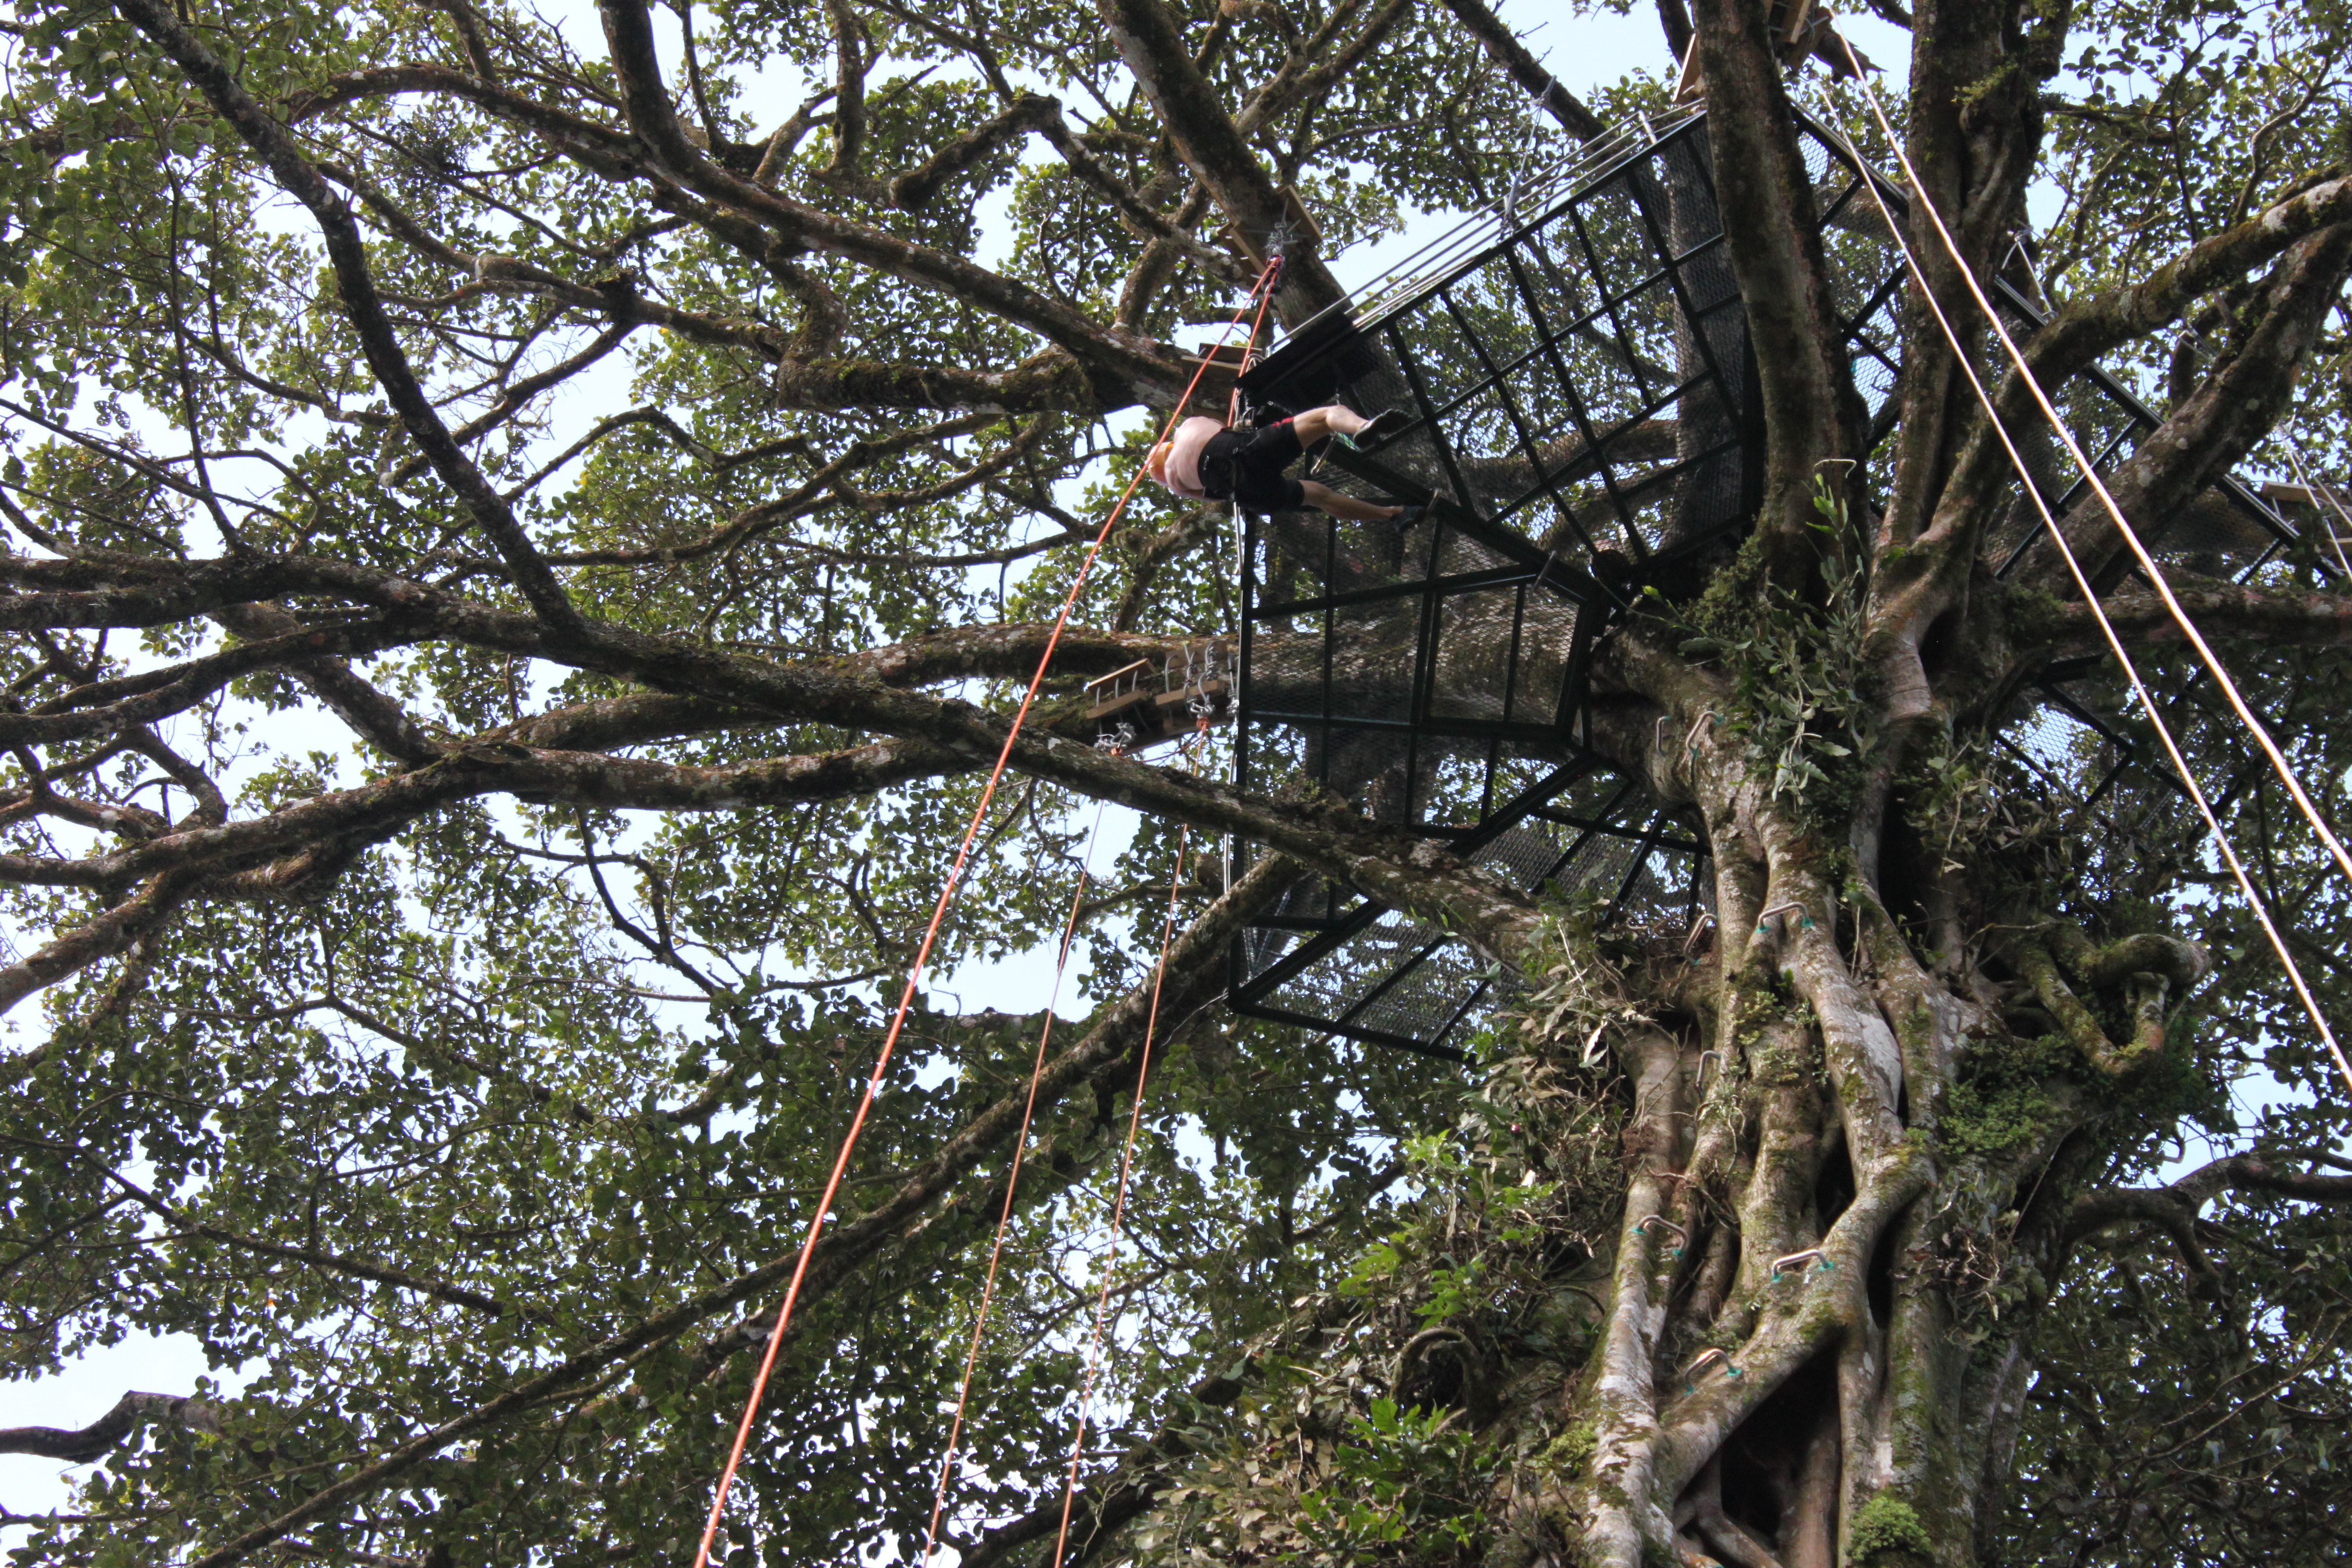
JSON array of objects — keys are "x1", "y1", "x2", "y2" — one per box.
[{"x1": 1849, "y1": 1493, "x2": 1935, "y2": 1566}]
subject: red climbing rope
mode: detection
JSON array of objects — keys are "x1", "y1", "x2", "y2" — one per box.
[
  {"x1": 691, "y1": 262, "x2": 1283, "y2": 1568},
  {"x1": 1228, "y1": 259, "x2": 1282, "y2": 427}
]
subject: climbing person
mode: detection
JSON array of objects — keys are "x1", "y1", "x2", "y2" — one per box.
[{"x1": 1147, "y1": 405, "x2": 1424, "y2": 523}]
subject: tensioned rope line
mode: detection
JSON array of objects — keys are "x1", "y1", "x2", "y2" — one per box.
[
  {"x1": 2281, "y1": 436, "x2": 2352, "y2": 582},
  {"x1": 691, "y1": 259, "x2": 1283, "y2": 1568},
  {"x1": 1050, "y1": 811, "x2": 1201, "y2": 1568},
  {"x1": 1814, "y1": 72, "x2": 2352, "y2": 1099},
  {"x1": 913, "y1": 797, "x2": 1109, "y2": 1568},
  {"x1": 1831, "y1": 42, "x2": 2352, "y2": 903}
]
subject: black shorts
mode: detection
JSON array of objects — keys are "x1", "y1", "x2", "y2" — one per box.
[{"x1": 1197, "y1": 420, "x2": 1305, "y2": 513}]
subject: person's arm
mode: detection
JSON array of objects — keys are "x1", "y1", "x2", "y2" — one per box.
[{"x1": 1150, "y1": 437, "x2": 1207, "y2": 500}]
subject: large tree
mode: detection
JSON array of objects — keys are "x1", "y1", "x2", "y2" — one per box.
[{"x1": 0, "y1": 0, "x2": 2348, "y2": 1565}]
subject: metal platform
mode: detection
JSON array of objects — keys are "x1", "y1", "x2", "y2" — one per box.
[{"x1": 1223, "y1": 103, "x2": 2315, "y2": 1061}]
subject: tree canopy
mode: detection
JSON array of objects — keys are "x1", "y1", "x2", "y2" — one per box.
[{"x1": 0, "y1": 0, "x2": 2348, "y2": 1565}]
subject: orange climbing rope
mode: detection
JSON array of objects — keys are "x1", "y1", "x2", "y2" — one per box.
[
  {"x1": 1050, "y1": 814, "x2": 1199, "y2": 1568},
  {"x1": 690, "y1": 261, "x2": 1283, "y2": 1568},
  {"x1": 912, "y1": 799, "x2": 1106, "y2": 1568}
]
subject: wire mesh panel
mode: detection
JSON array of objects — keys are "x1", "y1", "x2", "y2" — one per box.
[
  {"x1": 1226, "y1": 106, "x2": 1798, "y2": 1055},
  {"x1": 1794, "y1": 113, "x2": 2317, "y2": 904},
  {"x1": 1989, "y1": 663, "x2": 2220, "y2": 916},
  {"x1": 1976, "y1": 275, "x2": 2301, "y2": 584},
  {"x1": 1796, "y1": 111, "x2": 2302, "y2": 584},
  {"x1": 1788, "y1": 114, "x2": 2299, "y2": 584},
  {"x1": 1237, "y1": 108, "x2": 1760, "y2": 585},
  {"x1": 1790, "y1": 114, "x2": 1910, "y2": 485},
  {"x1": 1227, "y1": 107, "x2": 1764, "y2": 1054},
  {"x1": 1236, "y1": 506, "x2": 1600, "y2": 835},
  {"x1": 1993, "y1": 645, "x2": 2325, "y2": 918}
]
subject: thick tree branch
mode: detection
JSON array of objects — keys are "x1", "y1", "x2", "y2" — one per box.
[
  {"x1": 592, "y1": 0, "x2": 1189, "y2": 406},
  {"x1": 1093, "y1": 0, "x2": 1348, "y2": 325},
  {"x1": 2026, "y1": 173, "x2": 2352, "y2": 386},
  {"x1": 0, "y1": 1391, "x2": 217, "y2": 1462},
  {"x1": 770, "y1": 351, "x2": 1096, "y2": 415},
  {"x1": 209, "y1": 603, "x2": 442, "y2": 765},
  {"x1": 892, "y1": 91, "x2": 1059, "y2": 209},
  {"x1": 0, "y1": 549, "x2": 1529, "y2": 959},
  {"x1": 1434, "y1": 0, "x2": 1606, "y2": 138},
  {"x1": 0, "y1": 871, "x2": 193, "y2": 1018},
  {"x1": 818, "y1": 0, "x2": 871, "y2": 191},
  {"x1": 2054, "y1": 223, "x2": 2352, "y2": 572},
  {"x1": 2028, "y1": 575, "x2": 2352, "y2": 658},
  {"x1": 1689, "y1": 0, "x2": 1857, "y2": 580},
  {"x1": 0, "y1": 618, "x2": 421, "y2": 749},
  {"x1": 0, "y1": 739, "x2": 961, "y2": 897},
  {"x1": 2066, "y1": 1155, "x2": 2352, "y2": 1253}
]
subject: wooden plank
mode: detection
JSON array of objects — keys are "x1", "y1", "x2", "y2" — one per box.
[
  {"x1": 1087, "y1": 688, "x2": 1154, "y2": 723},
  {"x1": 1277, "y1": 184, "x2": 1323, "y2": 248},
  {"x1": 1153, "y1": 677, "x2": 1230, "y2": 709},
  {"x1": 1672, "y1": 36, "x2": 1703, "y2": 101}
]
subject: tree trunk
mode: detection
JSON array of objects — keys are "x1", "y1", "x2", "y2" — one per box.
[{"x1": 1117, "y1": 583, "x2": 2223, "y2": 1568}]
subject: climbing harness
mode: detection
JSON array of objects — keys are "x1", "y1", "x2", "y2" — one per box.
[
  {"x1": 690, "y1": 258, "x2": 1285, "y2": 1568},
  {"x1": 1817, "y1": 56, "x2": 2352, "y2": 1099}
]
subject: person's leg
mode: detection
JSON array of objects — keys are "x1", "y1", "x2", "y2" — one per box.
[
  {"x1": 1300, "y1": 480, "x2": 1414, "y2": 524},
  {"x1": 1290, "y1": 405, "x2": 1372, "y2": 447}
]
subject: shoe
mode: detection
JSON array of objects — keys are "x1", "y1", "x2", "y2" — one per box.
[{"x1": 1337, "y1": 408, "x2": 1413, "y2": 451}]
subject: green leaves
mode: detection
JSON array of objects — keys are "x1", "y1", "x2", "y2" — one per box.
[
  {"x1": 0, "y1": 1, "x2": 2345, "y2": 1565},
  {"x1": 1291, "y1": 1397, "x2": 1492, "y2": 1566}
]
